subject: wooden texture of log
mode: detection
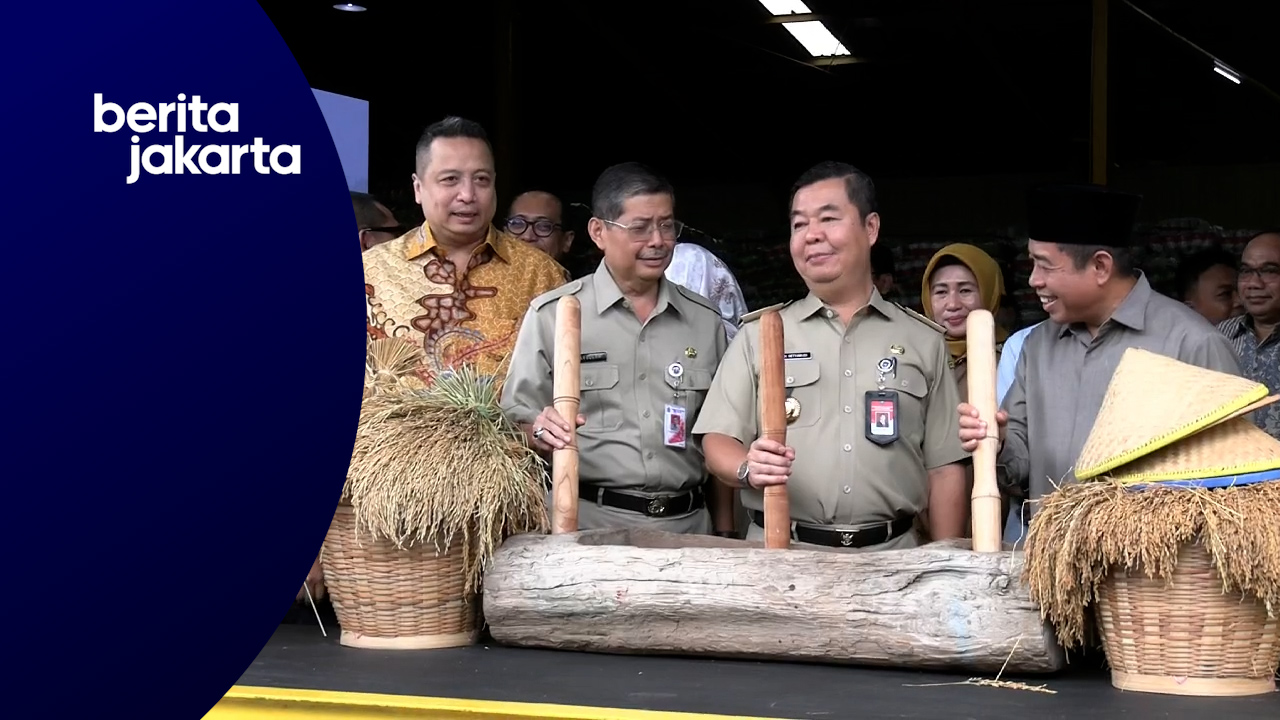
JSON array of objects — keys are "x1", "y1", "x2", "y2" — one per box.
[
  {"x1": 758, "y1": 311, "x2": 790, "y2": 549},
  {"x1": 552, "y1": 296, "x2": 581, "y2": 534},
  {"x1": 484, "y1": 529, "x2": 1066, "y2": 674},
  {"x1": 965, "y1": 309, "x2": 1001, "y2": 553}
]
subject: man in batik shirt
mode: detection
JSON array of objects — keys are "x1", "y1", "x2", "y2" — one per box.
[{"x1": 362, "y1": 116, "x2": 567, "y2": 386}]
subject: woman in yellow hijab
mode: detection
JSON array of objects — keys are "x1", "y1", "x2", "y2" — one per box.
[
  {"x1": 919, "y1": 243, "x2": 1009, "y2": 540},
  {"x1": 920, "y1": 243, "x2": 1008, "y2": 403}
]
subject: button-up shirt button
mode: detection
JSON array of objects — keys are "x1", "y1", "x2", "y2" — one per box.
[
  {"x1": 844, "y1": 369, "x2": 852, "y2": 377},
  {"x1": 824, "y1": 309, "x2": 835, "y2": 319},
  {"x1": 786, "y1": 376, "x2": 794, "y2": 384},
  {"x1": 844, "y1": 405, "x2": 852, "y2": 413},
  {"x1": 639, "y1": 373, "x2": 647, "y2": 380},
  {"x1": 586, "y1": 379, "x2": 594, "y2": 387},
  {"x1": 643, "y1": 410, "x2": 651, "y2": 419},
  {"x1": 843, "y1": 444, "x2": 852, "y2": 452},
  {"x1": 843, "y1": 485, "x2": 852, "y2": 494},
  {"x1": 646, "y1": 451, "x2": 655, "y2": 459}
]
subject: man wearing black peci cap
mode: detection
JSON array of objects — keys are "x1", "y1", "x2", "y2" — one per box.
[{"x1": 956, "y1": 184, "x2": 1242, "y2": 521}]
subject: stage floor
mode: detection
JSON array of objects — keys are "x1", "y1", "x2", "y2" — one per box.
[{"x1": 219, "y1": 624, "x2": 1279, "y2": 719}]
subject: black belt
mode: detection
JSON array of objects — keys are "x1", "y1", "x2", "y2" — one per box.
[
  {"x1": 749, "y1": 510, "x2": 914, "y2": 548},
  {"x1": 580, "y1": 482, "x2": 705, "y2": 518}
]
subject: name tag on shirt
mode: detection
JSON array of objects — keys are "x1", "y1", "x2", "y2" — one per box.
[
  {"x1": 664, "y1": 404, "x2": 687, "y2": 449},
  {"x1": 783, "y1": 352, "x2": 811, "y2": 360},
  {"x1": 581, "y1": 352, "x2": 607, "y2": 363}
]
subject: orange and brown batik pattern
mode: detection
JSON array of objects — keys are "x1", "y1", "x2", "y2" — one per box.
[{"x1": 362, "y1": 224, "x2": 567, "y2": 387}]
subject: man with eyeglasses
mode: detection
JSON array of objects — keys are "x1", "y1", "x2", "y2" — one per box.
[
  {"x1": 501, "y1": 162, "x2": 735, "y2": 536},
  {"x1": 694, "y1": 161, "x2": 969, "y2": 551},
  {"x1": 352, "y1": 191, "x2": 405, "y2": 252},
  {"x1": 504, "y1": 190, "x2": 574, "y2": 269},
  {"x1": 1217, "y1": 229, "x2": 1280, "y2": 439}
]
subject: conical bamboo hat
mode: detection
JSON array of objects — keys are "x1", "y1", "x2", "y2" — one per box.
[
  {"x1": 1104, "y1": 416, "x2": 1280, "y2": 485},
  {"x1": 1074, "y1": 348, "x2": 1272, "y2": 481}
]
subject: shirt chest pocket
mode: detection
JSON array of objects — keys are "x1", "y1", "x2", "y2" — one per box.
[
  {"x1": 665, "y1": 367, "x2": 715, "y2": 419},
  {"x1": 893, "y1": 365, "x2": 930, "y2": 399},
  {"x1": 782, "y1": 360, "x2": 821, "y2": 430},
  {"x1": 890, "y1": 365, "x2": 930, "y2": 440},
  {"x1": 580, "y1": 364, "x2": 622, "y2": 431}
]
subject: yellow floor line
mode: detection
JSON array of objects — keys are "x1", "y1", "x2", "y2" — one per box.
[{"x1": 204, "y1": 685, "x2": 784, "y2": 720}]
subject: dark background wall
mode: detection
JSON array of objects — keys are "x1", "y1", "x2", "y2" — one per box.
[{"x1": 260, "y1": 0, "x2": 1278, "y2": 321}]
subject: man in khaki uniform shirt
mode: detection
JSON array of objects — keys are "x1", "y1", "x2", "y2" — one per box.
[
  {"x1": 694, "y1": 162, "x2": 969, "y2": 551},
  {"x1": 501, "y1": 162, "x2": 733, "y2": 534},
  {"x1": 958, "y1": 184, "x2": 1241, "y2": 526}
]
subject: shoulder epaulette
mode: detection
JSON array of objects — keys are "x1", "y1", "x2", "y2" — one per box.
[
  {"x1": 894, "y1": 303, "x2": 947, "y2": 334},
  {"x1": 672, "y1": 283, "x2": 722, "y2": 316},
  {"x1": 530, "y1": 279, "x2": 584, "y2": 310},
  {"x1": 738, "y1": 301, "x2": 792, "y2": 325}
]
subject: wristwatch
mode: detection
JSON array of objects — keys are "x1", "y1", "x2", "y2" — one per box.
[{"x1": 736, "y1": 459, "x2": 752, "y2": 489}]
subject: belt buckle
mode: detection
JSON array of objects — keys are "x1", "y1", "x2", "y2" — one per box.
[
  {"x1": 839, "y1": 531, "x2": 855, "y2": 547},
  {"x1": 647, "y1": 497, "x2": 668, "y2": 516}
]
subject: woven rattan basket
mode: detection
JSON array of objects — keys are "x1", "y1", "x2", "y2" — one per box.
[
  {"x1": 1095, "y1": 541, "x2": 1280, "y2": 696},
  {"x1": 321, "y1": 504, "x2": 477, "y2": 650}
]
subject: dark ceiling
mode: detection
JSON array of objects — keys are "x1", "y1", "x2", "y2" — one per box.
[{"x1": 259, "y1": 0, "x2": 1278, "y2": 200}]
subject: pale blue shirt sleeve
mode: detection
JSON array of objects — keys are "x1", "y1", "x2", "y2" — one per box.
[{"x1": 996, "y1": 323, "x2": 1039, "y2": 405}]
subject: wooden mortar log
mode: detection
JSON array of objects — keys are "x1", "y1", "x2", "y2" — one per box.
[{"x1": 483, "y1": 529, "x2": 1067, "y2": 674}]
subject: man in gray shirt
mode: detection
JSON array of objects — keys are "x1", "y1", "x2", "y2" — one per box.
[{"x1": 957, "y1": 184, "x2": 1241, "y2": 516}]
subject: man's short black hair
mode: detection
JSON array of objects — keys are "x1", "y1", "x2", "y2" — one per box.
[
  {"x1": 1173, "y1": 247, "x2": 1238, "y2": 300},
  {"x1": 508, "y1": 189, "x2": 566, "y2": 218},
  {"x1": 789, "y1": 161, "x2": 878, "y2": 222},
  {"x1": 415, "y1": 116, "x2": 492, "y2": 171},
  {"x1": 590, "y1": 162, "x2": 674, "y2": 222}
]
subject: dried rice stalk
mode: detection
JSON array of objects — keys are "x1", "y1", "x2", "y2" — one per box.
[
  {"x1": 364, "y1": 337, "x2": 425, "y2": 396},
  {"x1": 346, "y1": 341, "x2": 547, "y2": 593},
  {"x1": 1023, "y1": 479, "x2": 1280, "y2": 649}
]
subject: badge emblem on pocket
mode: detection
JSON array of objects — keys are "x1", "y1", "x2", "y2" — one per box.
[{"x1": 784, "y1": 396, "x2": 802, "y2": 423}]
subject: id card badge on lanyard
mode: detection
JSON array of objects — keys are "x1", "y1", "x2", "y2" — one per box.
[
  {"x1": 665, "y1": 361, "x2": 687, "y2": 449},
  {"x1": 865, "y1": 390, "x2": 899, "y2": 445}
]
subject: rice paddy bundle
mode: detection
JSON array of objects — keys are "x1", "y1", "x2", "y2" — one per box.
[
  {"x1": 1025, "y1": 479, "x2": 1280, "y2": 646},
  {"x1": 1023, "y1": 348, "x2": 1280, "y2": 696},
  {"x1": 322, "y1": 337, "x2": 547, "y2": 649},
  {"x1": 347, "y1": 337, "x2": 547, "y2": 592}
]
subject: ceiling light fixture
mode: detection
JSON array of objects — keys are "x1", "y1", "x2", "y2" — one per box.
[
  {"x1": 1212, "y1": 60, "x2": 1241, "y2": 85},
  {"x1": 782, "y1": 20, "x2": 851, "y2": 57},
  {"x1": 333, "y1": 3, "x2": 366, "y2": 11},
  {"x1": 758, "y1": 0, "x2": 811, "y2": 14}
]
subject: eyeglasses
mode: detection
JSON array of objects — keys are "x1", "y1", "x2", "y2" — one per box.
[
  {"x1": 1239, "y1": 264, "x2": 1280, "y2": 282},
  {"x1": 505, "y1": 217, "x2": 562, "y2": 238},
  {"x1": 601, "y1": 218, "x2": 685, "y2": 241}
]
